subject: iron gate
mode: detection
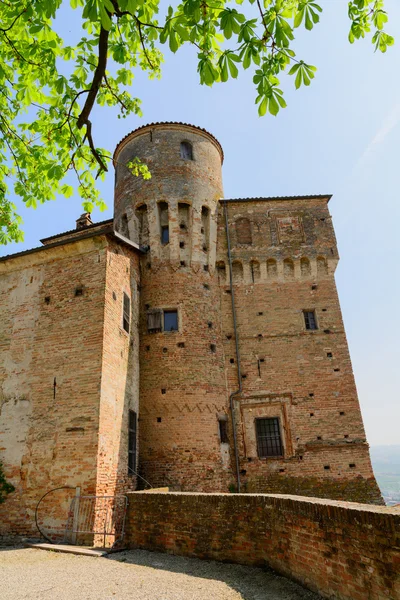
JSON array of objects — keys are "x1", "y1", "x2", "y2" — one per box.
[{"x1": 64, "y1": 495, "x2": 128, "y2": 548}]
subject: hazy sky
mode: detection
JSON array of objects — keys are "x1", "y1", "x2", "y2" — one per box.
[{"x1": 1, "y1": 1, "x2": 399, "y2": 445}]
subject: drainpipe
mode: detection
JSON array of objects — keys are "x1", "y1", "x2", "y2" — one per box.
[{"x1": 223, "y1": 200, "x2": 242, "y2": 493}]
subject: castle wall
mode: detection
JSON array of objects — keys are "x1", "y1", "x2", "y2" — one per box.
[
  {"x1": 0, "y1": 238, "x2": 108, "y2": 538},
  {"x1": 96, "y1": 241, "x2": 140, "y2": 498},
  {"x1": 216, "y1": 198, "x2": 382, "y2": 503},
  {"x1": 125, "y1": 491, "x2": 400, "y2": 600}
]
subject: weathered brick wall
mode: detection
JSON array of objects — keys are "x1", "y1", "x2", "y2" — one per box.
[
  {"x1": 114, "y1": 123, "x2": 232, "y2": 491},
  {"x1": 0, "y1": 238, "x2": 108, "y2": 538},
  {"x1": 216, "y1": 198, "x2": 382, "y2": 503},
  {"x1": 96, "y1": 241, "x2": 140, "y2": 498},
  {"x1": 125, "y1": 491, "x2": 400, "y2": 600},
  {"x1": 138, "y1": 266, "x2": 231, "y2": 492}
]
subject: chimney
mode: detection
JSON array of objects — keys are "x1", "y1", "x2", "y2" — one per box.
[{"x1": 76, "y1": 213, "x2": 93, "y2": 230}]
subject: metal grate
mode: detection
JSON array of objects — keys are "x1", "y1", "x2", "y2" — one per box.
[
  {"x1": 256, "y1": 417, "x2": 283, "y2": 458},
  {"x1": 64, "y1": 495, "x2": 128, "y2": 548},
  {"x1": 303, "y1": 310, "x2": 317, "y2": 330}
]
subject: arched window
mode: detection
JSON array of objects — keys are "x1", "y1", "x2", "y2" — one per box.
[
  {"x1": 158, "y1": 202, "x2": 169, "y2": 245},
  {"x1": 180, "y1": 141, "x2": 193, "y2": 160},
  {"x1": 235, "y1": 217, "x2": 252, "y2": 245}
]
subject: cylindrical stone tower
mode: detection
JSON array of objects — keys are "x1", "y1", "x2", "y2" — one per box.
[{"x1": 113, "y1": 123, "x2": 233, "y2": 491}]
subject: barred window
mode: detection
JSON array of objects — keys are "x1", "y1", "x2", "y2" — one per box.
[
  {"x1": 303, "y1": 310, "x2": 318, "y2": 330},
  {"x1": 255, "y1": 417, "x2": 283, "y2": 458},
  {"x1": 128, "y1": 410, "x2": 137, "y2": 473},
  {"x1": 123, "y1": 293, "x2": 130, "y2": 333}
]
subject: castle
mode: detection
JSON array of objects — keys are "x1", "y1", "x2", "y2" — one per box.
[{"x1": 0, "y1": 122, "x2": 383, "y2": 538}]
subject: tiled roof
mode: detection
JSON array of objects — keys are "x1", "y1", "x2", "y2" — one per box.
[{"x1": 113, "y1": 121, "x2": 224, "y2": 163}]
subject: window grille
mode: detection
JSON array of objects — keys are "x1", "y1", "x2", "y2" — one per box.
[
  {"x1": 164, "y1": 310, "x2": 178, "y2": 332},
  {"x1": 180, "y1": 141, "x2": 193, "y2": 160},
  {"x1": 255, "y1": 417, "x2": 283, "y2": 458},
  {"x1": 303, "y1": 310, "x2": 317, "y2": 330},
  {"x1": 128, "y1": 410, "x2": 137, "y2": 473},
  {"x1": 123, "y1": 293, "x2": 130, "y2": 333}
]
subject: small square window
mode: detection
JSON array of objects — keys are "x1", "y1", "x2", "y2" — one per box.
[
  {"x1": 123, "y1": 293, "x2": 131, "y2": 334},
  {"x1": 161, "y1": 226, "x2": 169, "y2": 245},
  {"x1": 303, "y1": 310, "x2": 318, "y2": 330},
  {"x1": 255, "y1": 417, "x2": 283, "y2": 458},
  {"x1": 164, "y1": 310, "x2": 178, "y2": 332}
]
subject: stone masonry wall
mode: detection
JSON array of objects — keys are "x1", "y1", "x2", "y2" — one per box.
[
  {"x1": 125, "y1": 491, "x2": 400, "y2": 600},
  {"x1": 216, "y1": 198, "x2": 382, "y2": 503},
  {"x1": 0, "y1": 238, "x2": 109, "y2": 538}
]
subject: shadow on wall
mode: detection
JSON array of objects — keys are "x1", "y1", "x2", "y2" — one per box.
[{"x1": 107, "y1": 548, "x2": 321, "y2": 600}]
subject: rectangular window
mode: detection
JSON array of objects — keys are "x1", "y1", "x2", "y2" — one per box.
[
  {"x1": 256, "y1": 417, "x2": 283, "y2": 458},
  {"x1": 163, "y1": 310, "x2": 178, "y2": 332},
  {"x1": 303, "y1": 310, "x2": 317, "y2": 330},
  {"x1": 128, "y1": 410, "x2": 137, "y2": 473},
  {"x1": 123, "y1": 293, "x2": 131, "y2": 333},
  {"x1": 161, "y1": 225, "x2": 169, "y2": 245},
  {"x1": 219, "y1": 419, "x2": 229, "y2": 444}
]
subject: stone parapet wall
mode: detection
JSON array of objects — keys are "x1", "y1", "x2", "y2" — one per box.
[{"x1": 125, "y1": 491, "x2": 400, "y2": 600}]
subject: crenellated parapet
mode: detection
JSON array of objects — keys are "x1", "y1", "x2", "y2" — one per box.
[
  {"x1": 113, "y1": 122, "x2": 223, "y2": 273},
  {"x1": 216, "y1": 255, "x2": 338, "y2": 285}
]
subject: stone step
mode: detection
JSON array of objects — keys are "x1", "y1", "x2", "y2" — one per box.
[{"x1": 25, "y1": 542, "x2": 108, "y2": 557}]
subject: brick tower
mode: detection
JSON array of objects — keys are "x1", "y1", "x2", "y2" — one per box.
[{"x1": 113, "y1": 123, "x2": 232, "y2": 491}]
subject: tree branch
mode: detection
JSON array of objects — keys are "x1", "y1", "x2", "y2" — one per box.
[
  {"x1": 77, "y1": 26, "x2": 109, "y2": 129},
  {"x1": 0, "y1": 8, "x2": 27, "y2": 33}
]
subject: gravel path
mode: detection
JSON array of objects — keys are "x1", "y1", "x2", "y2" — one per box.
[{"x1": 0, "y1": 547, "x2": 322, "y2": 600}]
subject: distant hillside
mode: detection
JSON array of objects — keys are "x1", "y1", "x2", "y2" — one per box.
[{"x1": 370, "y1": 446, "x2": 400, "y2": 506}]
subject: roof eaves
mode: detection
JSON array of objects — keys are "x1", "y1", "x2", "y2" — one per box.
[
  {"x1": 0, "y1": 223, "x2": 114, "y2": 263},
  {"x1": 220, "y1": 194, "x2": 332, "y2": 203},
  {"x1": 40, "y1": 218, "x2": 114, "y2": 244},
  {"x1": 113, "y1": 121, "x2": 224, "y2": 163}
]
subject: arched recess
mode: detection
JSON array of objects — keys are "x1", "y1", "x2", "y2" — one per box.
[
  {"x1": 135, "y1": 204, "x2": 149, "y2": 247},
  {"x1": 180, "y1": 140, "x2": 193, "y2": 160},
  {"x1": 235, "y1": 217, "x2": 252, "y2": 245},
  {"x1": 158, "y1": 201, "x2": 169, "y2": 245},
  {"x1": 283, "y1": 258, "x2": 294, "y2": 279},
  {"x1": 317, "y1": 256, "x2": 328, "y2": 276},
  {"x1": 267, "y1": 258, "x2": 277, "y2": 278},
  {"x1": 250, "y1": 260, "x2": 261, "y2": 283},
  {"x1": 201, "y1": 206, "x2": 210, "y2": 251},
  {"x1": 300, "y1": 257, "x2": 311, "y2": 277},
  {"x1": 232, "y1": 260, "x2": 243, "y2": 284},
  {"x1": 216, "y1": 261, "x2": 226, "y2": 284}
]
